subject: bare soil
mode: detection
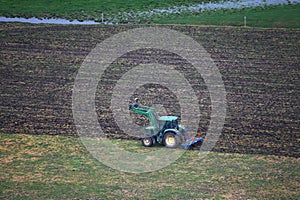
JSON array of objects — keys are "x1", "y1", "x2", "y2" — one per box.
[{"x1": 1, "y1": 23, "x2": 299, "y2": 157}]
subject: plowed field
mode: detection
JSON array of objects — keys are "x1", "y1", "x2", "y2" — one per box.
[{"x1": 1, "y1": 23, "x2": 299, "y2": 157}]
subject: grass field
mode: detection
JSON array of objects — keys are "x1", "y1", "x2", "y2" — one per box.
[
  {"x1": 0, "y1": 0, "x2": 300, "y2": 27},
  {"x1": 152, "y1": 4, "x2": 300, "y2": 28},
  {"x1": 0, "y1": 133, "x2": 299, "y2": 199},
  {"x1": 0, "y1": 0, "x2": 220, "y2": 18}
]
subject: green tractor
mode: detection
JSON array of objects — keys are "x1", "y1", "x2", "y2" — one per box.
[{"x1": 129, "y1": 103, "x2": 202, "y2": 148}]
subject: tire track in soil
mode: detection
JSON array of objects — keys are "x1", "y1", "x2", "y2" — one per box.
[{"x1": 0, "y1": 23, "x2": 299, "y2": 157}]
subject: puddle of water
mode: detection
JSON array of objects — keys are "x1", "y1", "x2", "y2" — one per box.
[
  {"x1": 133, "y1": 0, "x2": 300, "y2": 18},
  {"x1": 0, "y1": 16, "x2": 100, "y2": 25}
]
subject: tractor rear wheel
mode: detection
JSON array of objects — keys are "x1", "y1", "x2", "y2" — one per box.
[
  {"x1": 142, "y1": 137, "x2": 154, "y2": 147},
  {"x1": 163, "y1": 132, "x2": 180, "y2": 148}
]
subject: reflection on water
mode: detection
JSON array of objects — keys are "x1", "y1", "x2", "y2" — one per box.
[{"x1": 0, "y1": 16, "x2": 100, "y2": 24}]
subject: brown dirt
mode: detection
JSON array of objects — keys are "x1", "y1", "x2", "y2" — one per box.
[{"x1": 0, "y1": 23, "x2": 299, "y2": 157}]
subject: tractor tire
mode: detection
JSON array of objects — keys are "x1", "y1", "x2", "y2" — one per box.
[
  {"x1": 142, "y1": 137, "x2": 154, "y2": 147},
  {"x1": 163, "y1": 132, "x2": 181, "y2": 148}
]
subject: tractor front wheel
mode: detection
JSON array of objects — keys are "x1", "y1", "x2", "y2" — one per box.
[
  {"x1": 142, "y1": 137, "x2": 154, "y2": 147},
  {"x1": 163, "y1": 132, "x2": 180, "y2": 148}
]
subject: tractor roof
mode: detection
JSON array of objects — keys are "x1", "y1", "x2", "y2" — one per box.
[{"x1": 159, "y1": 116, "x2": 178, "y2": 121}]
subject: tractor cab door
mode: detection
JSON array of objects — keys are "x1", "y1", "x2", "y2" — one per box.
[{"x1": 159, "y1": 120, "x2": 167, "y2": 131}]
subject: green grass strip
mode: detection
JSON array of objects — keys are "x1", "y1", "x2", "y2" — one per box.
[
  {"x1": 0, "y1": 0, "x2": 215, "y2": 17},
  {"x1": 0, "y1": 133, "x2": 299, "y2": 199},
  {"x1": 151, "y1": 4, "x2": 300, "y2": 28}
]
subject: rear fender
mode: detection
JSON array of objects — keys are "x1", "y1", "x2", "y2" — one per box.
[{"x1": 163, "y1": 129, "x2": 182, "y2": 136}]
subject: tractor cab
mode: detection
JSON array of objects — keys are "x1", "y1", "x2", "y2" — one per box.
[{"x1": 158, "y1": 116, "x2": 179, "y2": 131}]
